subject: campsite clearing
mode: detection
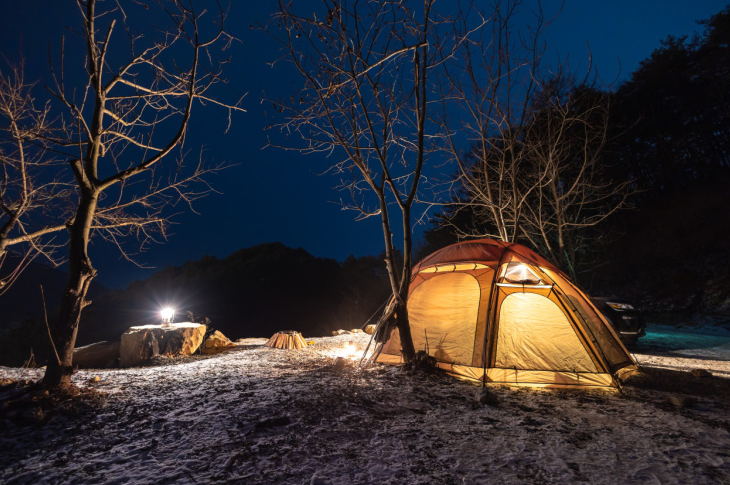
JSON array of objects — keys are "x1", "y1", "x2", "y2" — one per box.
[{"x1": 1, "y1": 333, "x2": 729, "y2": 484}]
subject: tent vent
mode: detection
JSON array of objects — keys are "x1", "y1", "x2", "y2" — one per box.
[{"x1": 503, "y1": 262, "x2": 542, "y2": 285}]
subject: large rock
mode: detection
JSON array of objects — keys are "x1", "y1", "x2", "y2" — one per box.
[
  {"x1": 73, "y1": 341, "x2": 120, "y2": 369},
  {"x1": 667, "y1": 394, "x2": 698, "y2": 408},
  {"x1": 201, "y1": 330, "x2": 236, "y2": 355},
  {"x1": 120, "y1": 323, "x2": 206, "y2": 367}
]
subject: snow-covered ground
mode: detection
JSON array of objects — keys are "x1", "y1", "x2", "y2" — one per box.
[
  {"x1": 637, "y1": 323, "x2": 730, "y2": 363},
  {"x1": 1, "y1": 333, "x2": 729, "y2": 484}
]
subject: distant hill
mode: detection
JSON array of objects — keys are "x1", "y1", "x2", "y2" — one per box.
[{"x1": 76, "y1": 242, "x2": 391, "y2": 346}]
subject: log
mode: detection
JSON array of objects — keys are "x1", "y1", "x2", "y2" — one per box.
[
  {"x1": 73, "y1": 341, "x2": 120, "y2": 368},
  {"x1": 265, "y1": 331, "x2": 308, "y2": 350}
]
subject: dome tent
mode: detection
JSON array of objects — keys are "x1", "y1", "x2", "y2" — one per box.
[{"x1": 377, "y1": 239, "x2": 637, "y2": 388}]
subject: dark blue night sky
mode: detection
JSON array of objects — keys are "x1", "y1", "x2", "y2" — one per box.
[{"x1": 1, "y1": 0, "x2": 726, "y2": 288}]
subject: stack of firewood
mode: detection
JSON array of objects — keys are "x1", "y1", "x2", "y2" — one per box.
[{"x1": 265, "y1": 330, "x2": 308, "y2": 350}]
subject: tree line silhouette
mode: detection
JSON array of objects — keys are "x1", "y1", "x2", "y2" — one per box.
[{"x1": 422, "y1": 6, "x2": 730, "y2": 286}]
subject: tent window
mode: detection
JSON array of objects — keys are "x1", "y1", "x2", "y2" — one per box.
[
  {"x1": 496, "y1": 292, "x2": 597, "y2": 372},
  {"x1": 502, "y1": 262, "x2": 542, "y2": 285},
  {"x1": 408, "y1": 273, "x2": 481, "y2": 365}
]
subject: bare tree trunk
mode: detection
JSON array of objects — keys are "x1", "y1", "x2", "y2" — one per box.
[
  {"x1": 43, "y1": 190, "x2": 97, "y2": 388},
  {"x1": 396, "y1": 286, "x2": 415, "y2": 361},
  {"x1": 378, "y1": 191, "x2": 416, "y2": 361},
  {"x1": 398, "y1": 206, "x2": 415, "y2": 361}
]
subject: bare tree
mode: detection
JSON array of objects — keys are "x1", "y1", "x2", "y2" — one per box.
[
  {"x1": 519, "y1": 82, "x2": 633, "y2": 277},
  {"x1": 13, "y1": 0, "x2": 245, "y2": 388},
  {"x1": 437, "y1": 0, "x2": 555, "y2": 244},
  {"x1": 267, "y1": 0, "x2": 481, "y2": 361},
  {"x1": 0, "y1": 65, "x2": 73, "y2": 295},
  {"x1": 442, "y1": 67, "x2": 633, "y2": 278},
  {"x1": 433, "y1": 1, "x2": 632, "y2": 278}
]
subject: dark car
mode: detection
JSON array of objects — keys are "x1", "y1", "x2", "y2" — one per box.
[{"x1": 590, "y1": 297, "x2": 646, "y2": 345}]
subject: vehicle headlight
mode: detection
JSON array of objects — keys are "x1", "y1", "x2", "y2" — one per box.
[{"x1": 607, "y1": 302, "x2": 635, "y2": 311}]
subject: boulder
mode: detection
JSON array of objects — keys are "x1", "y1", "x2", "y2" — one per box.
[
  {"x1": 201, "y1": 330, "x2": 237, "y2": 355},
  {"x1": 364, "y1": 324, "x2": 377, "y2": 335},
  {"x1": 120, "y1": 323, "x2": 206, "y2": 367},
  {"x1": 476, "y1": 389, "x2": 499, "y2": 406},
  {"x1": 332, "y1": 356, "x2": 349, "y2": 371},
  {"x1": 73, "y1": 341, "x2": 120, "y2": 369},
  {"x1": 667, "y1": 395, "x2": 698, "y2": 408}
]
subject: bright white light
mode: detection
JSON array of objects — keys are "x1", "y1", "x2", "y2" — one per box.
[{"x1": 161, "y1": 307, "x2": 175, "y2": 323}]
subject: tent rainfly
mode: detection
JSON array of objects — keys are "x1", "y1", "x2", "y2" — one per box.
[
  {"x1": 266, "y1": 330, "x2": 308, "y2": 350},
  {"x1": 377, "y1": 239, "x2": 637, "y2": 389}
]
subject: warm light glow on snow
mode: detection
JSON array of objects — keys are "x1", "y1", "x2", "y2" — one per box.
[{"x1": 338, "y1": 342, "x2": 359, "y2": 360}]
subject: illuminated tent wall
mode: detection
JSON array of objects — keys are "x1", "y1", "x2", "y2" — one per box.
[{"x1": 377, "y1": 239, "x2": 636, "y2": 388}]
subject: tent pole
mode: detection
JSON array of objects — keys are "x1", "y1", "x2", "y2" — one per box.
[
  {"x1": 481, "y1": 249, "x2": 509, "y2": 389},
  {"x1": 360, "y1": 297, "x2": 389, "y2": 331}
]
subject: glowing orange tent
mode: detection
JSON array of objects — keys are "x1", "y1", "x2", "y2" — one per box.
[{"x1": 377, "y1": 239, "x2": 637, "y2": 388}]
